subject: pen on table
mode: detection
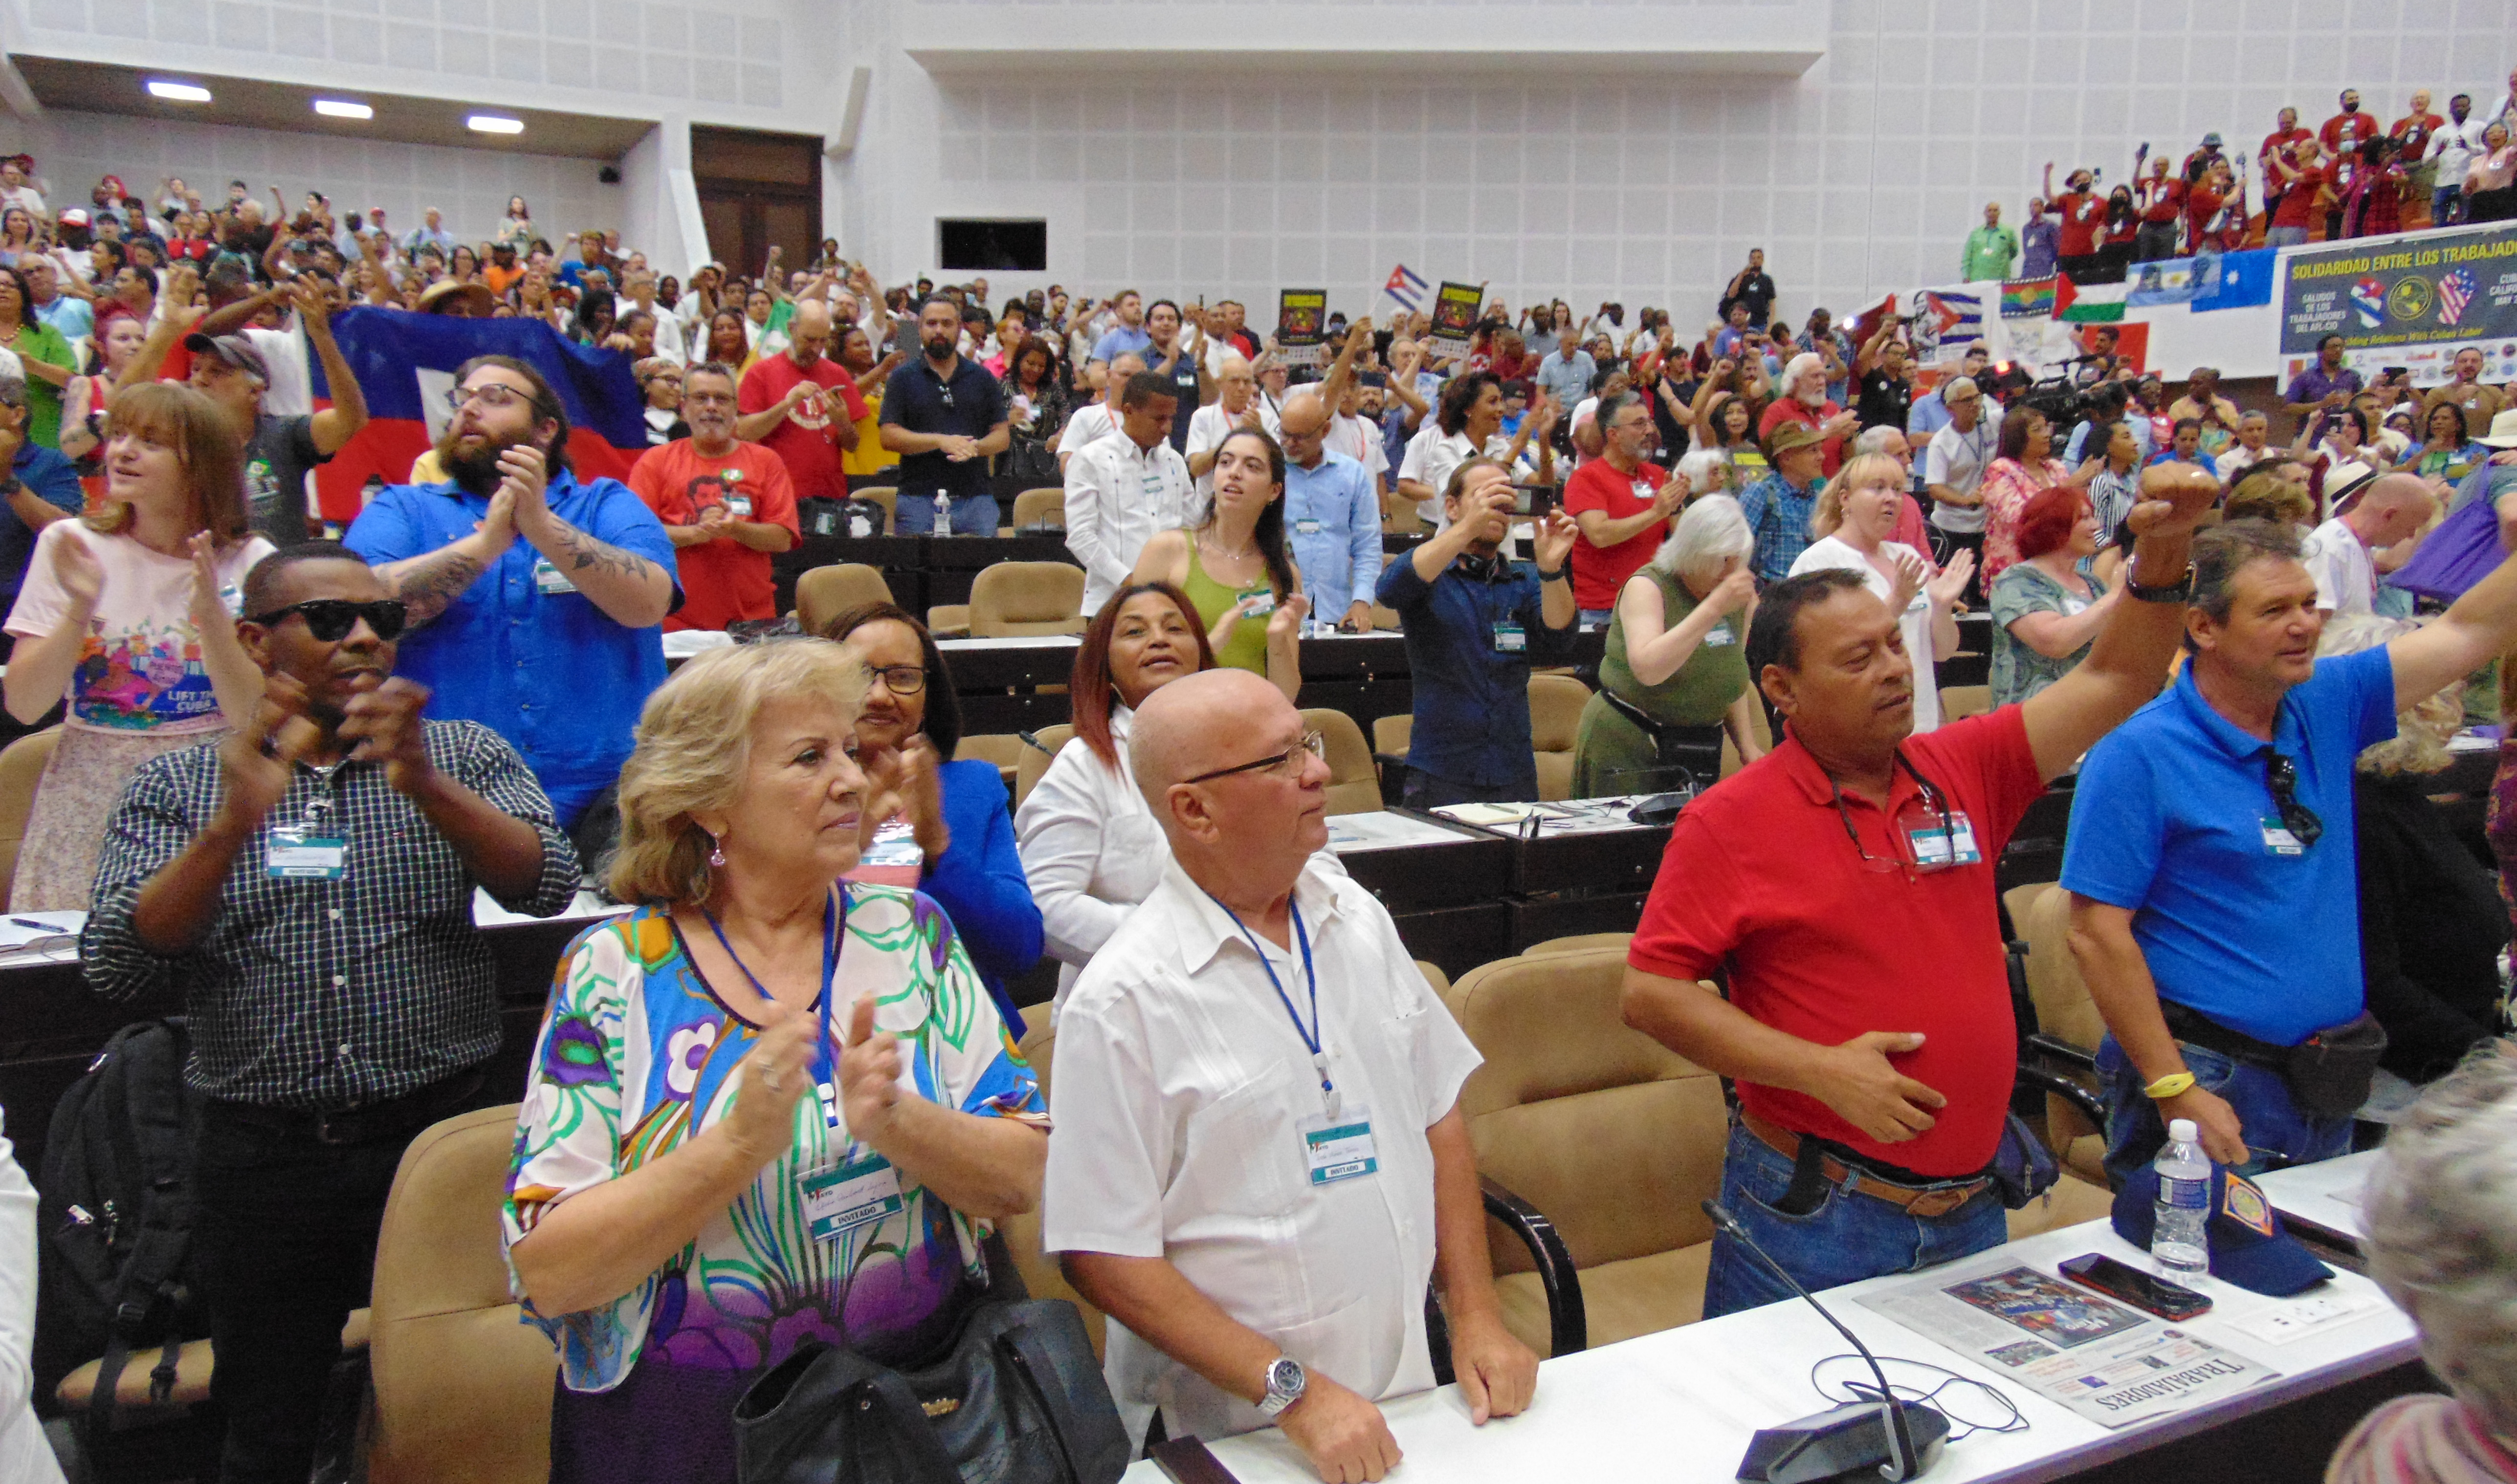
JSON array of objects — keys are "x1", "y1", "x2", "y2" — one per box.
[{"x1": 7, "y1": 917, "x2": 60, "y2": 933}]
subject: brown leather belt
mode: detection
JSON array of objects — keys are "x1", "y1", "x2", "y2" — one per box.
[{"x1": 1740, "y1": 1109, "x2": 1994, "y2": 1220}]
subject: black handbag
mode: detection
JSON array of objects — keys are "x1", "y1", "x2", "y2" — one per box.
[{"x1": 732, "y1": 1296, "x2": 1128, "y2": 1484}]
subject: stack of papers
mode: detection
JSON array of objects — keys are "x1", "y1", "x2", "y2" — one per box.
[
  {"x1": 1431, "y1": 798, "x2": 1664, "y2": 836},
  {"x1": 1325, "y1": 812, "x2": 1472, "y2": 854}
]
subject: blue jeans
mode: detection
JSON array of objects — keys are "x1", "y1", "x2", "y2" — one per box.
[
  {"x1": 1700, "y1": 1122, "x2": 2009, "y2": 1320},
  {"x1": 2434, "y1": 186, "x2": 2465, "y2": 226},
  {"x1": 895, "y1": 492, "x2": 1000, "y2": 536},
  {"x1": 2264, "y1": 226, "x2": 2309, "y2": 249},
  {"x1": 2095, "y1": 1032, "x2": 2352, "y2": 1189}
]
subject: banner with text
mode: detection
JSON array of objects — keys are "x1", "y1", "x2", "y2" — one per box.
[
  {"x1": 1276, "y1": 288, "x2": 1328, "y2": 367},
  {"x1": 2278, "y1": 225, "x2": 2517, "y2": 387}
]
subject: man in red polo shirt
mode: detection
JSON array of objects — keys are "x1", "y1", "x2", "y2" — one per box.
[
  {"x1": 2260, "y1": 106, "x2": 2314, "y2": 231},
  {"x1": 2266, "y1": 138, "x2": 2330, "y2": 248},
  {"x1": 1619, "y1": 464, "x2": 2217, "y2": 1317},
  {"x1": 735, "y1": 299, "x2": 865, "y2": 505},
  {"x1": 631, "y1": 362, "x2": 799, "y2": 631},
  {"x1": 2131, "y1": 156, "x2": 2186, "y2": 261},
  {"x1": 1563, "y1": 390, "x2": 1685, "y2": 622},
  {"x1": 2042, "y1": 163, "x2": 2106, "y2": 278}
]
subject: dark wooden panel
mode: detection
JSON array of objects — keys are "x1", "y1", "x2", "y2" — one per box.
[
  {"x1": 1507, "y1": 891, "x2": 1648, "y2": 951},
  {"x1": 1390, "y1": 903, "x2": 1512, "y2": 982}
]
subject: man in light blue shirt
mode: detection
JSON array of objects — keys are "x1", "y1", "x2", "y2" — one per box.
[
  {"x1": 1276, "y1": 393, "x2": 1384, "y2": 632},
  {"x1": 1089, "y1": 290, "x2": 1152, "y2": 366},
  {"x1": 400, "y1": 206, "x2": 457, "y2": 260},
  {"x1": 1533, "y1": 327, "x2": 1595, "y2": 413}
]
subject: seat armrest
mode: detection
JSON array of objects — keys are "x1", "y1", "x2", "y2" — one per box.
[
  {"x1": 1480, "y1": 1177, "x2": 1587, "y2": 1357},
  {"x1": 2014, "y1": 1062, "x2": 2106, "y2": 1137},
  {"x1": 2023, "y1": 1033, "x2": 2099, "y2": 1073}
]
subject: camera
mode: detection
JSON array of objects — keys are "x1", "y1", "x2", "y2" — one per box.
[{"x1": 1511, "y1": 485, "x2": 1558, "y2": 518}]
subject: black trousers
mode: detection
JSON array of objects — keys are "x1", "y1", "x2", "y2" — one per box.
[{"x1": 193, "y1": 1076, "x2": 495, "y2": 1484}]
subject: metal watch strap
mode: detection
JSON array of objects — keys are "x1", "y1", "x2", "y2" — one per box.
[
  {"x1": 1257, "y1": 1355, "x2": 1305, "y2": 1418},
  {"x1": 2124, "y1": 565, "x2": 2196, "y2": 604}
]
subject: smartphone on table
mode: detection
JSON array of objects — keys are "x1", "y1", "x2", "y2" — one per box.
[{"x1": 2059, "y1": 1253, "x2": 2212, "y2": 1321}]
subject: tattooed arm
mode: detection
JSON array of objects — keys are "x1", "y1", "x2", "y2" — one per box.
[
  {"x1": 367, "y1": 485, "x2": 514, "y2": 627},
  {"x1": 501, "y1": 447, "x2": 677, "y2": 628}
]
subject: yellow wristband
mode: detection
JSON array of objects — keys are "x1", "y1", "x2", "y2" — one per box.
[{"x1": 2144, "y1": 1072, "x2": 2197, "y2": 1100}]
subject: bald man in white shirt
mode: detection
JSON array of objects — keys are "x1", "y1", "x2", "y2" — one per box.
[{"x1": 1045, "y1": 668, "x2": 1536, "y2": 1481}]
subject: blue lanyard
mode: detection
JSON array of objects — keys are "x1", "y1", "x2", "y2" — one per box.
[
  {"x1": 702, "y1": 892, "x2": 847, "y2": 1117},
  {"x1": 1208, "y1": 893, "x2": 1335, "y2": 1112}
]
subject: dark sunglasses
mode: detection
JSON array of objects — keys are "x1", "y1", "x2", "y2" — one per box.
[
  {"x1": 247, "y1": 599, "x2": 409, "y2": 642},
  {"x1": 2263, "y1": 749, "x2": 2323, "y2": 848}
]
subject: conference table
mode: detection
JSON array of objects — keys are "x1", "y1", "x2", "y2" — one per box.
[{"x1": 1121, "y1": 1218, "x2": 2424, "y2": 1484}]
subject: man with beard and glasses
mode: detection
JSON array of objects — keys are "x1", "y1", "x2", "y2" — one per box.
[
  {"x1": 735, "y1": 299, "x2": 866, "y2": 507},
  {"x1": 629, "y1": 361, "x2": 798, "y2": 631},
  {"x1": 84, "y1": 542, "x2": 577, "y2": 1484},
  {"x1": 344, "y1": 355, "x2": 678, "y2": 845},
  {"x1": 880, "y1": 294, "x2": 1011, "y2": 535}
]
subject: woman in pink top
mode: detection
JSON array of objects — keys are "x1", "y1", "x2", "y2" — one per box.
[
  {"x1": 1978, "y1": 404, "x2": 2099, "y2": 584},
  {"x1": 2, "y1": 382, "x2": 271, "y2": 908}
]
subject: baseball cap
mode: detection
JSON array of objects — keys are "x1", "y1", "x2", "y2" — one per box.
[
  {"x1": 2202, "y1": 132, "x2": 2224, "y2": 148},
  {"x1": 181, "y1": 332, "x2": 271, "y2": 385},
  {"x1": 2111, "y1": 1166, "x2": 2334, "y2": 1296},
  {"x1": 56, "y1": 209, "x2": 88, "y2": 228},
  {"x1": 1766, "y1": 422, "x2": 1826, "y2": 459}
]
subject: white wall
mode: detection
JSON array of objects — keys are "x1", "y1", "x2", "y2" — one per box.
[{"x1": 844, "y1": 0, "x2": 2514, "y2": 327}]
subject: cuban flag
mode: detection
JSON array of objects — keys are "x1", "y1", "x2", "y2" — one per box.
[
  {"x1": 2350, "y1": 276, "x2": 2387, "y2": 330},
  {"x1": 309, "y1": 308, "x2": 648, "y2": 524},
  {"x1": 2439, "y1": 267, "x2": 2478, "y2": 327},
  {"x1": 1913, "y1": 289, "x2": 1985, "y2": 362},
  {"x1": 1380, "y1": 263, "x2": 1429, "y2": 315}
]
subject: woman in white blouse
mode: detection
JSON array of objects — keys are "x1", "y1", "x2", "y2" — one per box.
[
  {"x1": 1015, "y1": 583, "x2": 1219, "y2": 1008},
  {"x1": 1789, "y1": 453, "x2": 1973, "y2": 734}
]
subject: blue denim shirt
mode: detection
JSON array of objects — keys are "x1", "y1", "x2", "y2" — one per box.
[
  {"x1": 1376, "y1": 548, "x2": 1571, "y2": 789},
  {"x1": 344, "y1": 468, "x2": 679, "y2": 828}
]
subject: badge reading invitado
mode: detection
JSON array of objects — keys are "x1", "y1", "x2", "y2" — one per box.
[
  {"x1": 803, "y1": 1153, "x2": 905, "y2": 1243},
  {"x1": 266, "y1": 827, "x2": 348, "y2": 880},
  {"x1": 1302, "y1": 1107, "x2": 1379, "y2": 1186}
]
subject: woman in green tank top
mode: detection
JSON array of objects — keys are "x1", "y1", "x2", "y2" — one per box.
[
  {"x1": 1572, "y1": 493, "x2": 1766, "y2": 797},
  {"x1": 1129, "y1": 427, "x2": 1307, "y2": 700}
]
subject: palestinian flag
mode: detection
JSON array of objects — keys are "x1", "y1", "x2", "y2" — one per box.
[{"x1": 2052, "y1": 274, "x2": 2125, "y2": 324}]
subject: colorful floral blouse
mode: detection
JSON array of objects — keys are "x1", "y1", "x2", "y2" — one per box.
[
  {"x1": 503, "y1": 885, "x2": 1048, "y2": 1392},
  {"x1": 1979, "y1": 456, "x2": 2070, "y2": 586}
]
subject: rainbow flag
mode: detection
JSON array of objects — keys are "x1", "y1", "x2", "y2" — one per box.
[{"x1": 1999, "y1": 277, "x2": 2057, "y2": 319}]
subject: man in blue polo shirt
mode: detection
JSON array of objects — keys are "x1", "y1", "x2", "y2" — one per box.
[
  {"x1": 346, "y1": 354, "x2": 678, "y2": 838},
  {"x1": 1377, "y1": 458, "x2": 1578, "y2": 807},
  {"x1": 1276, "y1": 392, "x2": 1384, "y2": 632},
  {"x1": 2064, "y1": 508, "x2": 2517, "y2": 1182},
  {"x1": 879, "y1": 295, "x2": 1010, "y2": 535}
]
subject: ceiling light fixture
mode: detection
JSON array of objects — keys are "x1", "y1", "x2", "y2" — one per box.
[
  {"x1": 313, "y1": 99, "x2": 374, "y2": 120},
  {"x1": 466, "y1": 114, "x2": 524, "y2": 135},
  {"x1": 146, "y1": 80, "x2": 213, "y2": 103}
]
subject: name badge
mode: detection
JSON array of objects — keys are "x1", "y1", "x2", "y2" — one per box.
[
  {"x1": 1493, "y1": 620, "x2": 1526, "y2": 654},
  {"x1": 1899, "y1": 804, "x2": 1982, "y2": 869},
  {"x1": 219, "y1": 581, "x2": 245, "y2": 618},
  {"x1": 724, "y1": 494, "x2": 753, "y2": 518},
  {"x1": 1241, "y1": 589, "x2": 1276, "y2": 617},
  {"x1": 1293, "y1": 518, "x2": 1323, "y2": 536},
  {"x1": 532, "y1": 557, "x2": 577, "y2": 595},
  {"x1": 267, "y1": 827, "x2": 347, "y2": 880},
  {"x1": 2261, "y1": 816, "x2": 2306, "y2": 856},
  {"x1": 1703, "y1": 626, "x2": 1736, "y2": 647},
  {"x1": 1301, "y1": 1107, "x2": 1379, "y2": 1187},
  {"x1": 802, "y1": 1153, "x2": 905, "y2": 1243},
  {"x1": 1631, "y1": 480, "x2": 1655, "y2": 501}
]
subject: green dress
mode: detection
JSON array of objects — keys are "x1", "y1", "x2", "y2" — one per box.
[
  {"x1": 1180, "y1": 531, "x2": 1274, "y2": 677},
  {"x1": 2, "y1": 320, "x2": 75, "y2": 449},
  {"x1": 1572, "y1": 566, "x2": 1749, "y2": 797}
]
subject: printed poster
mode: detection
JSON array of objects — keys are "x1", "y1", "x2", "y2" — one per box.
[
  {"x1": 1276, "y1": 288, "x2": 1328, "y2": 368},
  {"x1": 1428, "y1": 281, "x2": 1485, "y2": 360}
]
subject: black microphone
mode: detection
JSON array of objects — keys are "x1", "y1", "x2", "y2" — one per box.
[{"x1": 1703, "y1": 1199, "x2": 1947, "y2": 1484}]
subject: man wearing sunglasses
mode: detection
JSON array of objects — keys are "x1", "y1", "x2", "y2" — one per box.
[
  {"x1": 1047, "y1": 668, "x2": 1535, "y2": 1483},
  {"x1": 2066, "y1": 489, "x2": 2517, "y2": 1184},
  {"x1": 84, "y1": 541, "x2": 578, "y2": 1484},
  {"x1": 1620, "y1": 462, "x2": 2220, "y2": 1318}
]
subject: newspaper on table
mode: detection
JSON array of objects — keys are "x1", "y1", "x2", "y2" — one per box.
[
  {"x1": 1324, "y1": 811, "x2": 1473, "y2": 854},
  {"x1": 1857, "y1": 1262, "x2": 2279, "y2": 1430}
]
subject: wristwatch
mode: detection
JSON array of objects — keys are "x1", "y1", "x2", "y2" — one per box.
[
  {"x1": 1537, "y1": 566, "x2": 1568, "y2": 583},
  {"x1": 1257, "y1": 1355, "x2": 1307, "y2": 1419},
  {"x1": 2124, "y1": 565, "x2": 2196, "y2": 604}
]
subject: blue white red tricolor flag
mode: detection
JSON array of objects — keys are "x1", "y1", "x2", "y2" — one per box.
[
  {"x1": 1912, "y1": 289, "x2": 1984, "y2": 362},
  {"x1": 2439, "y1": 268, "x2": 2478, "y2": 327},
  {"x1": 2350, "y1": 276, "x2": 2387, "y2": 329},
  {"x1": 309, "y1": 308, "x2": 647, "y2": 524},
  {"x1": 1380, "y1": 263, "x2": 1429, "y2": 315}
]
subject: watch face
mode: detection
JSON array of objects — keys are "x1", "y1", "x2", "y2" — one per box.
[{"x1": 1268, "y1": 1357, "x2": 1303, "y2": 1397}]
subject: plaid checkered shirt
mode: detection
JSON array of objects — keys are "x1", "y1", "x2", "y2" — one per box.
[{"x1": 83, "y1": 719, "x2": 581, "y2": 1110}]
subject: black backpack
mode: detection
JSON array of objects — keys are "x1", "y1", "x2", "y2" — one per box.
[{"x1": 33, "y1": 1018, "x2": 209, "y2": 1448}]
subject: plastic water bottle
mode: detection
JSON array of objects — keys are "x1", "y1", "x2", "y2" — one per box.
[
  {"x1": 2151, "y1": 1118, "x2": 2211, "y2": 1276},
  {"x1": 934, "y1": 489, "x2": 952, "y2": 537}
]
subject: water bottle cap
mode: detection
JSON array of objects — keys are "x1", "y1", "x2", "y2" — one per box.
[{"x1": 2167, "y1": 1118, "x2": 2199, "y2": 1143}]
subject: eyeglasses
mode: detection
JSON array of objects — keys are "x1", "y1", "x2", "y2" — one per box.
[
  {"x1": 246, "y1": 598, "x2": 409, "y2": 642},
  {"x1": 1181, "y1": 729, "x2": 1327, "y2": 785},
  {"x1": 2262, "y1": 749, "x2": 2324, "y2": 848},
  {"x1": 865, "y1": 663, "x2": 927, "y2": 696},
  {"x1": 445, "y1": 383, "x2": 536, "y2": 413},
  {"x1": 1829, "y1": 759, "x2": 1959, "y2": 877}
]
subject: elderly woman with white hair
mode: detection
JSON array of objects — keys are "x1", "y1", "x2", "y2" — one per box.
[
  {"x1": 2318, "y1": 614, "x2": 2508, "y2": 1088},
  {"x1": 2328, "y1": 1044, "x2": 2517, "y2": 1484},
  {"x1": 1755, "y1": 349, "x2": 1859, "y2": 478},
  {"x1": 1570, "y1": 494, "x2": 1765, "y2": 796}
]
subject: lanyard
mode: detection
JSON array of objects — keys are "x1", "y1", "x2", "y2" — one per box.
[
  {"x1": 703, "y1": 891, "x2": 846, "y2": 1100},
  {"x1": 1209, "y1": 893, "x2": 1335, "y2": 1113}
]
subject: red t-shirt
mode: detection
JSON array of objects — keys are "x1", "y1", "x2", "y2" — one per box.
[
  {"x1": 628, "y1": 438, "x2": 800, "y2": 632},
  {"x1": 2321, "y1": 110, "x2": 2378, "y2": 154},
  {"x1": 1628, "y1": 707, "x2": 2049, "y2": 1176},
  {"x1": 736, "y1": 352, "x2": 868, "y2": 503},
  {"x1": 2273, "y1": 164, "x2": 2328, "y2": 228},
  {"x1": 2260, "y1": 127, "x2": 2312, "y2": 179},
  {"x1": 2053, "y1": 191, "x2": 2105, "y2": 257},
  {"x1": 2135, "y1": 177, "x2": 2185, "y2": 223},
  {"x1": 2391, "y1": 112, "x2": 2444, "y2": 157},
  {"x1": 1757, "y1": 397, "x2": 1846, "y2": 478},
  {"x1": 1562, "y1": 459, "x2": 1670, "y2": 611}
]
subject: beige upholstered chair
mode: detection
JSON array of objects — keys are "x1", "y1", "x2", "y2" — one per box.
[
  {"x1": 366, "y1": 1105, "x2": 555, "y2": 1484},
  {"x1": 955, "y1": 734, "x2": 1026, "y2": 793},
  {"x1": 1012, "y1": 723, "x2": 1076, "y2": 810},
  {"x1": 2016, "y1": 882, "x2": 2111, "y2": 1189},
  {"x1": 853, "y1": 486, "x2": 897, "y2": 534},
  {"x1": 793, "y1": 563, "x2": 895, "y2": 634},
  {"x1": 1527, "y1": 674, "x2": 1590, "y2": 803},
  {"x1": 1522, "y1": 932, "x2": 1634, "y2": 958},
  {"x1": 971, "y1": 564, "x2": 1089, "y2": 638},
  {"x1": 1011, "y1": 487, "x2": 1065, "y2": 529},
  {"x1": 0, "y1": 726, "x2": 61, "y2": 910},
  {"x1": 1303, "y1": 709, "x2": 1381, "y2": 817},
  {"x1": 1445, "y1": 946, "x2": 1728, "y2": 1356}
]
